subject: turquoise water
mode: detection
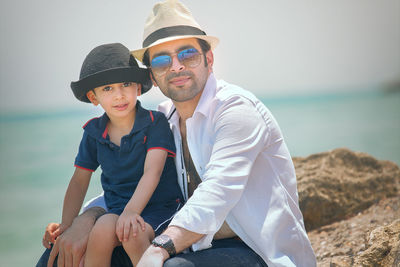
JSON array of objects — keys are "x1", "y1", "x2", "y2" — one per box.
[{"x1": 1, "y1": 90, "x2": 399, "y2": 266}]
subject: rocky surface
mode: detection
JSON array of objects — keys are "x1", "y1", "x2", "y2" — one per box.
[{"x1": 294, "y1": 148, "x2": 400, "y2": 266}]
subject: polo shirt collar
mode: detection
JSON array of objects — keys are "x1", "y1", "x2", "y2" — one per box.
[{"x1": 131, "y1": 100, "x2": 154, "y2": 133}]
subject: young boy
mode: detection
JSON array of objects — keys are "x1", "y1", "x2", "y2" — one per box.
[{"x1": 50, "y1": 43, "x2": 183, "y2": 266}]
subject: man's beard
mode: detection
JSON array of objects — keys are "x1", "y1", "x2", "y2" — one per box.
[{"x1": 162, "y1": 71, "x2": 203, "y2": 102}]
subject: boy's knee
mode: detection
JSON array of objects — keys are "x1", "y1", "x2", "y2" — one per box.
[
  {"x1": 121, "y1": 236, "x2": 139, "y2": 249},
  {"x1": 89, "y1": 214, "x2": 118, "y2": 243}
]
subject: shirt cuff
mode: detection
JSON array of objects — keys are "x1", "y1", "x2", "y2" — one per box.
[{"x1": 191, "y1": 234, "x2": 213, "y2": 251}]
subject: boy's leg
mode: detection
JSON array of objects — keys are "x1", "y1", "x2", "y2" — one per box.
[
  {"x1": 85, "y1": 214, "x2": 120, "y2": 267},
  {"x1": 121, "y1": 222, "x2": 155, "y2": 266}
]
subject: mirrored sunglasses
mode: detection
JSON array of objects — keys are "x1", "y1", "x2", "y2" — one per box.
[{"x1": 150, "y1": 48, "x2": 202, "y2": 76}]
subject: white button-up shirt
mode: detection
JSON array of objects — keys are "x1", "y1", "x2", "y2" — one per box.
[{"x1": 158, "y1": 73, "x2": 316, "y2": 267}]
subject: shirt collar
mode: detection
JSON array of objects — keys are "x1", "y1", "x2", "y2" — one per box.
[
  {"x1": 193, "y1": 72, "x2": 217, "y2": 118},
  {"x1": 163, "y1": 73, "x2": 217, "y2": 128}
]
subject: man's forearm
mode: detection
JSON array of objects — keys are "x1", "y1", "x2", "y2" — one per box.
[
  {"x1": 137, "y1": 226, "x2": 204, "y2": 267},
  {"x1": 163, "y1": 226, "x2": 204, "y2": 254},
  {"x1": 76, "y1": 206, "x2": 106, "y2": 225}
]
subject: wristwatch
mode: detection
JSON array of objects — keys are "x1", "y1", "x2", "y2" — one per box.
[{"x1": 151, "y1": 234, "x2": 176, "y2": 257}]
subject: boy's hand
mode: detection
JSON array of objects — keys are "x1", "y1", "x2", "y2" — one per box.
[
  {"x1": 42, "y1": 223, "x2": 61, "y2": 248},
  {"x1": 116, "y1": 210, "x2": 146, "y2": 242},
  {"x1": 42, "y1": 223, "x2": 70, "y2": 249}
]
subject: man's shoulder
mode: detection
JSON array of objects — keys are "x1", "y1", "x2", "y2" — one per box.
[{"x1": 215, "y1": 79, "x2": 260, "y2": 105}]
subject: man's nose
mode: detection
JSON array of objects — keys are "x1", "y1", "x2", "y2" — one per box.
[{"x1": 169, "y1": 54, "x2": 185, "y2": 72}]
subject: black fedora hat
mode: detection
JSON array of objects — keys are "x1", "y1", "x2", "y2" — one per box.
[{"x1": 71, "y1": 43, "x2": 152, "y2": 103}]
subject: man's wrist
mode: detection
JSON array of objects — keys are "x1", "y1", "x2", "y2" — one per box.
[
  {"x1": 152, "y1": 234, "x2": 177, "y2": 257},
  {"x1": 149, "y1": 244, "x2": 171, "y2": 261}
]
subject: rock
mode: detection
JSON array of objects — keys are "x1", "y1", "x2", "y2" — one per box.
[
  {"x1": 294, "y1": 148, "x2": 400, "y2": 231},
  {"x1": 297, "y1": 148, "x2": 400, "y2": 266},
  {"x1": 308, "y1": 197, "x2": 400, "y2": 266},
  {"x1": 354, "y1": 219, "x2": 400, "y2": 266}
]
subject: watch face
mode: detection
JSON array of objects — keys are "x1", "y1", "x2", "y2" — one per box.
[{"x1": 157, "y1": 235, "x2": 169, "y2": 244}]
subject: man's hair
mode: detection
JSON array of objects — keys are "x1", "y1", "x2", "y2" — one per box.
[{"x1": 142, "y1": 38, "x2": 211, "y2": 67}]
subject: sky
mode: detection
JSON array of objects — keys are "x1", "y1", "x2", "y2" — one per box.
[{"x1": 0, "y1": 0, "x2": 399, "y2": 111}]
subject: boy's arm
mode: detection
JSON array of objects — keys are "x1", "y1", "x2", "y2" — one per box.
[
  {"x1": 60, "y1": 167, "x2": 92, "y2": 230},
  {"x1": 116, "y1": 149, "x2": 167, "y2": 242}
]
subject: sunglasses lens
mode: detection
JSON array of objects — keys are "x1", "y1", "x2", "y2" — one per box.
[
  {"x1": 151, "y1": 55, "x2": 171, "y2": 73},
  {"x1": 178, "y1": 48, "x2": 201, "y2": 68}
]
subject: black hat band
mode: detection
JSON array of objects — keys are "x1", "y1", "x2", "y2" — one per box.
[{"x1": 143, "y1": 25, "x2": 206, "y2": 47}]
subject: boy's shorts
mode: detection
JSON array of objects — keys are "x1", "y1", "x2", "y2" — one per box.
[{"x1": 108, "y1": 198, "x2": 182, "y2": 235}]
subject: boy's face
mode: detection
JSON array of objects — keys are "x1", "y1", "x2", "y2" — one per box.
[{"x1": 86, "y1": 82, "x2": 141, "y2": 119}]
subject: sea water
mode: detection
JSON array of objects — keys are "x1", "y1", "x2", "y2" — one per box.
[{"x1": 0, "y1": 89, "x2": 399, "y2": 266}]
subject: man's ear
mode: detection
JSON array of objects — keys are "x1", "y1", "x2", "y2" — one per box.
[
  {"x1": 86, "y1": 90, "x2": 99, "y2": 105},
  {"x1": 206, "y1": 50, "x2": 214, "y2": 74},
  {"x1": 150, "y1": 71, "x2": 158, "y2": 87},
  {"x1": 137, "y1": 83, "x2": 142, "y2": 96}
]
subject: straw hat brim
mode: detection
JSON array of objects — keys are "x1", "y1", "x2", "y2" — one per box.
[{"x1": 131, "y1": 35, "x2": 219, "y2": 63}]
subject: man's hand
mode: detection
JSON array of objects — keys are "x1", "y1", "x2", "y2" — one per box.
[
  {"x1": 136, "y1": 245, "x2": 169, "y2": 267},
  {"x1": 47, "y1": 207, "x2": 105, "y2": 267},
  {"x1": 116, "y1": 210, "x2": 146, "y2": 242}
]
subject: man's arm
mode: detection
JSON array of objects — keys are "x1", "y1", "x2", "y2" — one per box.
[
  {"x1": 138, "y1": 96, "x2": 268, "y2": 267},
  {"x1": 47, "y1": 206, "x2": 105, "y2": 267}
]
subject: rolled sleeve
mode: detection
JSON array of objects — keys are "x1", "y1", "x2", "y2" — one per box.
[{"x1": 74, "y1": 131, "x2": 99, "y2": 171}]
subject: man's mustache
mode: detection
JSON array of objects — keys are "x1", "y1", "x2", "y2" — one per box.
[{"x1": 166, "y1": 71, "x2": 193, "y2": 81}]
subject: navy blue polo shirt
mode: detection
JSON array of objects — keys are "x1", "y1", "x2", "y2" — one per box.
[{"x1": 74, "y1": 101, "x2": 183, "y2": 215}]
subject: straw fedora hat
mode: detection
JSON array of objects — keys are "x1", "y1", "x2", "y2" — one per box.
[{"x1": 131, "y1": 0, "x2": 219, "y2": 62}]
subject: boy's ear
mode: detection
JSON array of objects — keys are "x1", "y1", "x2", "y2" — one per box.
[
  {"x1": 86, "y1": 90, "x2": 99, "y2": 105},
  {"x1": 137, "y1": 83, "x2": 142, "y2": 96}
]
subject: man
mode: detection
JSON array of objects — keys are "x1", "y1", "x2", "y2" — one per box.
[{"x1": 37, "y1": 0, "x2": 316, "y2": 266}]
